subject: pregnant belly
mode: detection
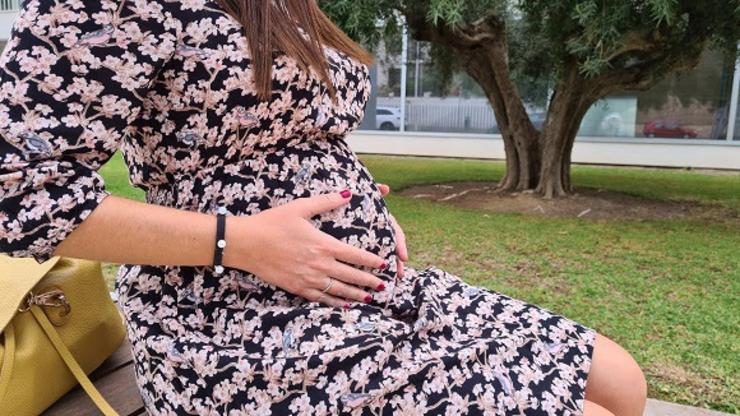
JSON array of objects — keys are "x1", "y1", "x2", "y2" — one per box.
[
  {"x1": 133, "y1": 137, "x2": 399, "y2": 320},
  {"x1": 153, "y1": 137, "x2": 399, "y2": 282}
]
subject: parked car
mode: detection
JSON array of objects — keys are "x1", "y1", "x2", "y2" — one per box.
[
  {"x1": 643, "y1": 119, "x2": 698, "y2": 138},
  {"x1": 376, "y1": 106, "x2": 402, "y2": 130}
]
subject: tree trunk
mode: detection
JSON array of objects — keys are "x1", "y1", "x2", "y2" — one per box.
[
  {"x1": 404, "y1": 10, "x2": 713, "y2": 199},
  {"x1": 409, "y1": 16, "x2": 600, "y2": 198},
  {"x1": 468, "y1": 55, "x2": 595, "y2": 198},
  {"x1": 469, "y1": 67, "x2": 542, "y2": 192},
  {"x1": 536, "y1": 62, "x2": 595, "y2": 198},
  {"x1": 463, "y1": 40, "x2": 541, "y2": 192}
]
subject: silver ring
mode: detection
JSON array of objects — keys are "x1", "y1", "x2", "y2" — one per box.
[{"x1": 321, "y1": 277, "x2": 335, "y2": 294}]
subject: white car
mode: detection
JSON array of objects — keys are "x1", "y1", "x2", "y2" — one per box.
[{"x1": 376, "y1": 106, "x2": 402, "y2": 130}]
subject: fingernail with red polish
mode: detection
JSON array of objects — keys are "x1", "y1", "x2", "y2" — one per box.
[
  {"x1": 376, "y1": 283, "x2": 385, "y2": 291},
  {"x1": 343, "y1": 303, "x2": 351, "y2": 310},
  {"x1": 378, "y1": 262, "x2": 387, "y2": 270},
  {"x1": 340, "y1": 189, "x2": 351, "y2": 198},
  {"x1": 364, "y1": 295, "x2": 373, "y2": 304}
]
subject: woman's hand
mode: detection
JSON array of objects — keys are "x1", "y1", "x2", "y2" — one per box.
[
  {"x1": 224, "y1": 190, "x2": 388, "y2": 308},
  {"x1": 376, "y1": 183, "x2": 409, "y2": 278}
]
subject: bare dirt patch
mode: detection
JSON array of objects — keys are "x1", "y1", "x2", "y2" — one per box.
[
  {"x1": 399, "y1": 181, "x2": 739, "y2": 222},
  {"x1": 644, "y1": 360, "x2": 732, "y2": 408}
]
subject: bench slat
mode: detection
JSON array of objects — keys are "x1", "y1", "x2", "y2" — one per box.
[
  {"x1": 43, "y1": 341, "x2": 144, "y2": 416},
  {"x1": 89, "y1": 339, "x2": 134, "y2": 382},
  {"x1": 43, "y1": 363, "x2": 144, "y2": 416}
]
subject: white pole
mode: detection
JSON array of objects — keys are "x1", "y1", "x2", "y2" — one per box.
[
  {"x1": 419, "y1": 59, "x2": 424, "y2": 97},
  {"x1": 414, "y1": 42, "x2": 421, "y2": 97},
  {"x1": 400, "y1": 22, "x2": 408, "y2": 132},
  {"x1": 726, "y1": 48, "x2": 740, "y2": 141}
]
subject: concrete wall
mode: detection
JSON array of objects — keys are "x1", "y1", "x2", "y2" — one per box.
[{"x1": 348, "y1": 131, "x2": 740, "y2": 170}]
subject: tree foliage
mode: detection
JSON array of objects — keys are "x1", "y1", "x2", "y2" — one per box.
[
  {"x1": 320, "y1": 0, "x2": 740, "y2": 197},
  {"x1": 321, "y1": 0, "x2": 739, "y2": 86}
]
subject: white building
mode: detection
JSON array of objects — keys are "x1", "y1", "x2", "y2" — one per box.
[
  {"x1": 1, "y1": 3, "x2": 738, "y2": 169},
  {"x1": 355, "y1": 29, "x2": 740, "y2": 170}
]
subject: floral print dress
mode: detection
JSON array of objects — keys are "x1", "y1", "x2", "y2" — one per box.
[{"x1": 0, "y1": 0, "x2": 595, "y2": 415}]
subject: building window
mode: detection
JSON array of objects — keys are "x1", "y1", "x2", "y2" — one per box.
[
  {"x1": 0, "y1": 0, "x2": 19, "y2": 12},
  {"x1": 359, "y1": 40, "x2": 403, "y2": 132},
  {"x1": 360, "y1": 31, "x2": 739, "y2": 143}
]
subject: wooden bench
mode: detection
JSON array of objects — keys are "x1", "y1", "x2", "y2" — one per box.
[{"x1": 43, "y1": 340, "x2": 144, "y2": 416}]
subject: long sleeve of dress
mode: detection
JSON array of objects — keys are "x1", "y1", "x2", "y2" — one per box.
[{"x1": 0, "y1": 0, "x2": 179, "y2": 264}]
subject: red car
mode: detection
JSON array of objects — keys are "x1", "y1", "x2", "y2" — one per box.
[{"x1": 643, "y1": 120, "x2": 698, "y2": 138}]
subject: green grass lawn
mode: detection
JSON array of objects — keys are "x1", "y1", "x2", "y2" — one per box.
[{"x1": 101, "y1": 152, "x2": 740, "y2": 412}]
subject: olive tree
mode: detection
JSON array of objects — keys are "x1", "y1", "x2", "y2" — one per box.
[{"x1": 320, "y1": 0, "x2": 740, "y2": 197}]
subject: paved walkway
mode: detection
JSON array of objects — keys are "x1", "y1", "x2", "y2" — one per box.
[{"x1": 645, "y1": 399, "x2": 734, "y2": 416}]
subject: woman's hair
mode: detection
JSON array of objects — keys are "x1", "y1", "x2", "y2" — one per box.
[{"x1": 215, "y1": 0, "x2": 374, "y2": 101}]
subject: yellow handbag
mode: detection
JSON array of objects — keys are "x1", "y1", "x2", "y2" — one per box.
[{"x1": 0, "y1": 254, "x2": 126, "y2": 416}]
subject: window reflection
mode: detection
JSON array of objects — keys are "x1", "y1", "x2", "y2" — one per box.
[
  {"x1": 403, "y1": 40, "x2": 503, "y2": 134},
  {"x1": 362, "y1": 37, "x2": 738, "y2": 142},
  {"x1": 360, "y1": 40, "x2": 402, "y2": 131},
  {"x1": 734, "y1": 71, "x2": 740, "y2": 141},
  {"x1": 630, "y1": 49, "x2": 735, "y2": 140}
]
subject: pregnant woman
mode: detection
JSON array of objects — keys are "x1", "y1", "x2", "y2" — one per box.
[{"x1": 0, "y1": 0, "x2": 646, "y2": 415}]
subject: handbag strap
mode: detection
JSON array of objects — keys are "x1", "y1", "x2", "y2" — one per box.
[{"x1": 29, "y1": 305, "x2": 119, "y2": 416}]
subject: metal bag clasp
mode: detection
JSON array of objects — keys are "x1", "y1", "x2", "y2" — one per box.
[{"x1": 18, "y1": 288, "x2": 71, "y2": 316}]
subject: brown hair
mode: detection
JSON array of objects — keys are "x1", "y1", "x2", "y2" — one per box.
[{"x1": 215, "y1": 0, "x2": 374, "y2": 101}]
